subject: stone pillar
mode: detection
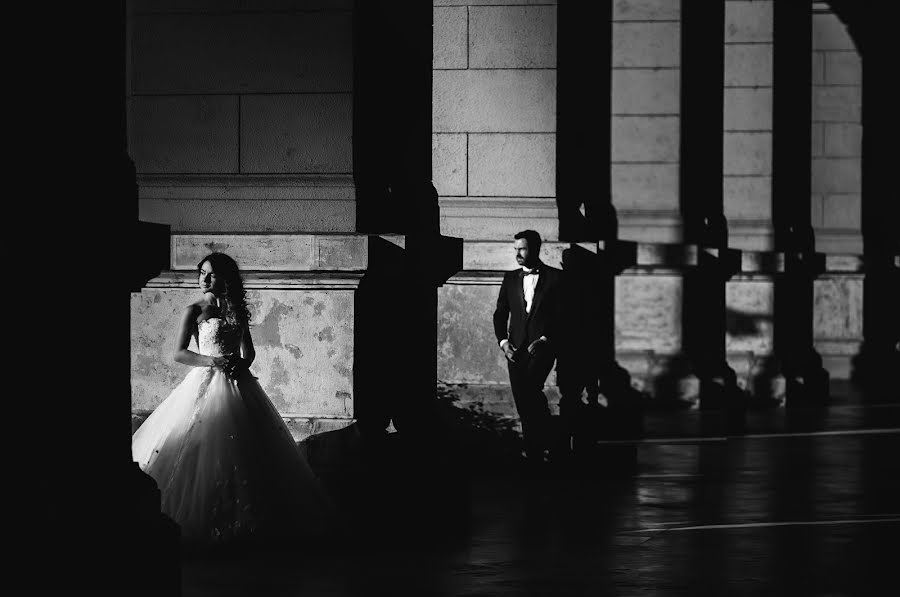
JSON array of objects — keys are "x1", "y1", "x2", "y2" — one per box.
[
  {"x1": 772, "y1": 0, "x2": 830, "y2": 404},
  {"x1": 611, "y1": 0, "x2": 681, "y2": 243},
  {"x1": 850, "y1": 7, "x2": 900, "y2": 392},
  {"x1": 680, "y1": 0, "x2": 743, "y2": 410},
  {"x1": 723, "y1": 0, "x2": 775, "y2": 250}
]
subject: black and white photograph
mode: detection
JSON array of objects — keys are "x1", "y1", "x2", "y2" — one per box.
[{"x1": 24, "y1": 1, "x2": 899, "y2": 595}]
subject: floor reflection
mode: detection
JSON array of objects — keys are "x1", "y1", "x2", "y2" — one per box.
[{"x1": 183, "y1": 396, "x2": 900, "y2": 597}]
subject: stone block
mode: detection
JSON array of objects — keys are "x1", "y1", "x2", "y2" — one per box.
[
  {"x1": 823, "y1": 123, "x2": 862, "y2": 157},
  {"x1": 612, "y1": 0, "x2": 680, "y2": 21},
  {"x1": 130, "y1": 96, "x2": 239, "y2": 174},
  {"x1": 811, "y1": 123, "x2": 824, "y2": 157},
  {"x1": 723, "y1": 132, "x2": 772, "y2": 176},
  {"x1": 612, "y1": 68, "x2": 679, "y2": 115},
  {"x1": 811, "y1": 159, "x2": 861, "y2": 194},
  {"x1": 469, "y1": 5, "x2": 557, "y2": 68},
  {"x1": 612, "y1": 22, "x2": 680, "y2": 68},
  {"x1": 131, "y1": 0, "x2": 353, "y2": 10},
  {"x1": 810, "y1": 195, "x2": 824, "y2": 227},
  {"x1": 725, "y1": 280, "x2": 774, "y2": 355},
  {"x1": 724, "y1": 87, "x2": 772, "y2": 131},
  {"x1": 440, "y1": 204, "x2": 559, "y2": 242},
  {"x1": 615, "y1": 274, "x2": 682, "y2": 354},
  {"x1": 468, "y1": 134, "x2": 556, "y2": 197},
  {"x1": 825, "y1": 51, "x2": 862, "y2": 85},
  {"x1": 813, "y1": 87, "x2": 861, "y2": 122},
  {"x1": 435, "y1": 0, "x2": 557, "y2": 5},
  {"x1": 433, "y1": 70, "x2": 556, "y2": 133},
  {"x1": 240, "y1": 94, "x2": 352, "y2": 173},
  {"x1": 723, "y1": 176, "x2": 772, "y2": 220},
  {"x1": 131, "y1": 12, "x2": 352, "y2": 94},
  {"x1": 724, "y1": 44, "x2": 772, "y2": 86},
  {"x1": 138, "y1": 198, "x2": 356, "y2": 232},
  {"x1": 813, "y1": 13, "x2": 856, "y2": 51},
  {"x1": 611, "y1": 117, "x2": 679, "y2": 162},
  {"x1": 433, "y1": 134, "x2": 468, "y2": 196},
  {"x1": 812, "y1": 52, "x2": 825, "y2": 85},
  {"x1": 437, "y1": 283, "x2": 511, "y2": 384},
  {"x1": 724, "y1": 1, "x2": 773, "y2": 43},
  {"x1": 433, "y1": 6, "x2": 468, "y2": 69},
  {"x1": 813, "y1": 277, "x2": 863, "y2": 339},
  {"x1": 131, "y1": 286, "x2": 355, "y2": 416},
  {"x1": 822, "y1": 194, "x2": 861, "y2": 229},
  {"x1": 611, "y1": 164, "x2": 679, "y2": 211}
]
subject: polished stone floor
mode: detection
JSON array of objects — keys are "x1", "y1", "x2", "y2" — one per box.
[{"x1": 182, "y1": 384, "x2": 899, "y2": 597}]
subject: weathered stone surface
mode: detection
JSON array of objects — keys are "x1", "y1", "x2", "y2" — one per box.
[
  {"x1": 812, "y1": 52, "x2": 826, "y2": 85},
  {"x1": 171, "y1": 234, "x2": 369, "y2": 271},
  {"x1": 724, "y1": 0, "x2": 773, "y2": 43},
  {"x1": 138, "y1": 198, "x2": 356, "y2": 232},
  {"x1": 131, "y1": 286, "x2": 355, "y2": 417},
  {"x1": 724, "y1": 44, "x2": 772, "y2": 86},
  {"x1": 824, "y1": 51, "x2": 861, "y2": 85},
  {"x1": 615, "y1": 275, "x2": 682, "y2": 354},
  {"x1": 612, "y1": 69, "x2": 679, "y2": 115},
  {"x1": 240, "y1": 94, "x2": 352, "y2": 173},
  {"x1": 724, "y1": 176, "x2": 772, "y2": 221},
  {"x1": 724, "y1": 88, "x2": 772, "y2": 131},
  {"x1": 130, "y1": 96, "x2": 239, "y2": 174},
  {"x1": 813, "y1": 87, "x2": 861, "y2": 122},
  {"x1": 611, "y1": 164, "x2": 679, "y2": 211},
  {"x1": 131, "y1": 12, "x2": 352, "y2": 94},
  {"x1": 468, "y1": 134, "x2": 555, "y2": 197},
  {"x1": 723, "y1": 133, "x2": 772, "y2": 176},
  {"x1": 433, "y1": 134, "x2": 468, "y2": 196},
  {"x1": 822, "y1": 194, "x2": 861, "y2": 230},
  {"x1": 823, "y1": 123, "x2": 862, "y2": 158},
  {"x1": 813, "y1": 13, "x2": 856, "y2": 51},
  {"x1": 811, "y1": 195, "x2": 824, "y2": 227},
  {"x1": 811, "y1": 123, "x2": 825, "y2": 157},
  {"x1": 469, "y1": 5, "x2": 557, "y2": 69},
  {"x1": 137, "y1": 174, "x2": 356, "y2": 201},
  {"x1": 433, "y1": 70, "x2": 556, "y2": 133},
  {"x1": 433, "y1": 6, "x2": 468, "y2": 69},
  {"x1": 612, "y1": 22, "x2": 680, "y2": 67},
  {"x1": 813, "y1": 276, "x2": 863, "y2": 339},
  {"x1": 811, "y1": 159, "x2": 861, "y2": 194},
  {"x1": 612, "y1": 117, "x2": 679, "y2": 162},
  {"x1": 438, "y1": 283, "x2": 510, "y2": 384},
  {"x1": 612, "y1": 0, "x2": 680, "y2": 22},
  {"x1": 725, "y1": 280, "x2": 774, "y2": 355}
]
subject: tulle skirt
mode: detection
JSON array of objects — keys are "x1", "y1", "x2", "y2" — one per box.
[{"x1": 132, "y1": 366, "x2": 335, "y2": 545}]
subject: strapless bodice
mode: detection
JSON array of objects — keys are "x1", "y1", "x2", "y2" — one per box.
[{"x1": 197, "y1": 317, "x2": 241, "y2": 357}]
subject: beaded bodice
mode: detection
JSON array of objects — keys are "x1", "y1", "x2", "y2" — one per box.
[{"x1": 197, "y1": 317, "x2": 242, "y2": 357}]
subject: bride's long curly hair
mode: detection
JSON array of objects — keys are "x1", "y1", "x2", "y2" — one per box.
[{"x1": 197, "y1": 252, "x2": 251, "y2": 328}]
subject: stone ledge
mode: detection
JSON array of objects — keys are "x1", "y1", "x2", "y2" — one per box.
[
  {"x1": 138, "y1": 174, "x2": 355, "y2": 201},
  {"x1": 171, "y1": 233, "x2": 405, "y2": 271},
  {"x1": 146, "y1": 271, "x2": 364, "y2": 290},
  {"x1": 132, "y1": 411, "x2": 355, "y2": 443}
]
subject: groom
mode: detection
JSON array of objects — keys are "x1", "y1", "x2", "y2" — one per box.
[{"x1": 493, "y1": 230, "x2": 565, "y2": 465}]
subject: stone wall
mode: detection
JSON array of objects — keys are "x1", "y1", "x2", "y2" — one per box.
[
  {"x1": 432, "y1": 0, "x2": 558, "y2": 241},
  {"x1": 811, "y1": 2, "x2": 863, "y2": 254},
  {"x1": 128, "y1": 0, "x2": 355, "y2": 232}
]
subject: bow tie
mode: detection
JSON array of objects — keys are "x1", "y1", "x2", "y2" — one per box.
[{"x1": 522, "y1": 268, "x2": 539, "y2": 276}]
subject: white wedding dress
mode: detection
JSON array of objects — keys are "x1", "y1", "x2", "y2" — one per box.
[{"x1": 132, "y1": 317, "x2": 334, "y2": 545}]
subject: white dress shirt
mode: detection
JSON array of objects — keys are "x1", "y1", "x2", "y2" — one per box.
[{"x1": 499, "y1": 266, "x2": 547, "y2": 351}]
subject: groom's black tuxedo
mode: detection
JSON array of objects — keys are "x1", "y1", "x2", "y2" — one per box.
[
  {"x1": 493, "y1": 262, "x2": 564, "y2": 352},
  {"x1": 493, "y1": 261, "x2": 564, "y2": 462}
]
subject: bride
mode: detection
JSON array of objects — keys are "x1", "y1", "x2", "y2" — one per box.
[{"x1": 132, "y1": 252, "x2": 337, "y2": 547}]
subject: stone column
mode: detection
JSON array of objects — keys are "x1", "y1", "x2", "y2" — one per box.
[
  {"x1": 680, "y1": 0, "x2": 742, "y2": 410},
  {"x1": 772, "y1": 0, "x2": 830, "y2": 404}
]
